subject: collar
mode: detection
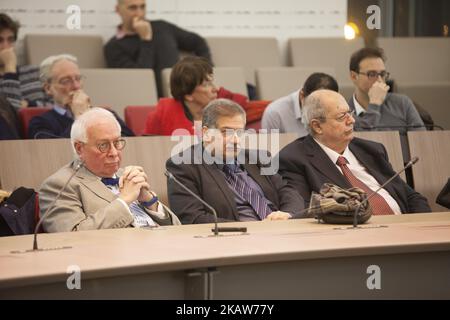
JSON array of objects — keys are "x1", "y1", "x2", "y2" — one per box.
[
  {"x1": 352, "y1": 94, "x2": 366, "y2": 116},
  {"x1": 115, "y1": 24, "x2": 138, "y2": 39},
  {"x1": 290, "y1": 90, "x2": 302, "y2": 120},
  {"x1": 53, "y1": 104, "x2": 73, "y2": 119},
  {"x1": 313, "y1": 138, "x2": 351, "y2": 165}
]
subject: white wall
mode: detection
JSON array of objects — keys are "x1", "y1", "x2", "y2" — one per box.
[{"x1": 1, "y1": 0, "x2": 347, "y2": 64}]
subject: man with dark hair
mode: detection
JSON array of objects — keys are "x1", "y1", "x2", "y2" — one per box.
[
  {"x1": 143, "y1": 56, "x2": 247, "y2": 136},
  {"x1": 262, "y1": 72, "x2": 339, "y2": 136},
  {"x1": 278, "y1": 89, "x2": 431, "y2": 214},
  {"x1": 0, "y1": 13, "x2": 47, "y2": 110},
  {"x1": 348, "y1": 47, "x2": 424, "y2": 160},
  {"x1": 104, "y1": 0, "x2": 211, "y2": 97},
  {"x1": 166, "y1": 98, "x2": 305, "y2": 224}
]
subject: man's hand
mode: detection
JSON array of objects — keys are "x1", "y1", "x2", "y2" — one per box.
[
  {"x1": 119, "y1": 166, "x2": 157, "y2": 209},
  {"x1": 69, "y1": 90, "x2": 91, "y2": 118},
  {"x1": 0, "y1": 47, "x2": 17, "y2": 73},
  {"x1": 265, "y1": 211, "x2": 292, "y2": 221},
  {"x1": 132, "y1": 17, "x2": 152, "y2": 41},
  {"x1": 368, "y1": 81, "x2": 389, "y2": 106}
]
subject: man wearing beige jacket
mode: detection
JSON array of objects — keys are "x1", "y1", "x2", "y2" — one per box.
[{"x1": 39, "y1": 107, "x2": 180, "y2": 232}]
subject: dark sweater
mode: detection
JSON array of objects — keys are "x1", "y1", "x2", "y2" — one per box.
[
  {"x1": 28, "y1": 109, "x2": 134, "y2": 139},
  {"x1": 104, "y1": 20, "x2": 211, "y2": 97}
]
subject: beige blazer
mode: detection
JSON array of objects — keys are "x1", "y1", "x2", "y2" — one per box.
[{"x1": 39, "y1": 160, "x2": 180, "y2": 233}]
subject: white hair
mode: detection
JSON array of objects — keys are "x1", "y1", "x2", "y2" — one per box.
[
  {"x1": 70, "y1": 108, "x2": 121, "y2": 157},
  {"x1": 301, "y1": 92, "x2": 327, "y2": 135},
  {"x1": 39, "y1": 54, "x2": 78, "y2": 83}
]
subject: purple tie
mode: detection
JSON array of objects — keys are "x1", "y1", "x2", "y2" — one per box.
[{"x1": 222, "y1": 164, "x2": 273, "y2": 220}]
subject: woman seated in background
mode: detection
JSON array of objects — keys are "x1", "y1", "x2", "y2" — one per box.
[{"x1": 144, "y1": 56, "x2": 247, "y2": 136}]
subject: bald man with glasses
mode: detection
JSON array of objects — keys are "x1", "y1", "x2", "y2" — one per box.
[{"x1": 39, "y1": 108, "x2": 180, "y2": 233}]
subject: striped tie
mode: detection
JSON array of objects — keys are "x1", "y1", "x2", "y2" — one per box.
[
  {"x1": 336, "y1": 156, "x2": 394, "y2": 215},
  {"x1": 222, "y1": 164, "x2": 273, "y2": 220}
]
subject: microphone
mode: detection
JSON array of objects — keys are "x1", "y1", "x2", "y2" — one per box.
[
  {"x1": 164, "y1": 170, "x2": 247, "y2": 236},
  {"x1": 351, "y1": 156, "x2": 419, "y2": 228},
  {"x1": 354, "y1": 124, "x2": 443, "y2": 131},
  {"x1": 10, "y1": 161, "x2": 85, "y2": 254}
]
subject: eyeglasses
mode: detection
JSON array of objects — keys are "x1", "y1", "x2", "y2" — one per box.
[
  {"x1": 53, "y1": 75, "x2": 85, "y2": 87},
  {"x1": 81, "y1": 139, "x2": 126, "y2": 153},
  {"x1": 358, "y1": 70, "x2": 390, "y2": 80},
  {"x1": 319, "y1": 110, "x2": 355, "y2": 122}
]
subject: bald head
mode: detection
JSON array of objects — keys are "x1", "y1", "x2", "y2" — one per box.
[{"x1": 302, "y1": 89, "x2": 355, "y2": 153}]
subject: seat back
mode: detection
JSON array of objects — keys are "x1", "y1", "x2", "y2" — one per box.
[
  {"x1": 25, "y1": 34, "x2": 105, "y2": 68},
  {"x1": 288, "y1": 37, "x2": 364, "y2": 86},
  {"x1": 408, "y1": 131, "x2": 450, "y2": 212},
  {"x1": 206, "y1": 37, "x2": 282, "y2": 85},
  {"x1": 81, "y1": 68, "x2": 158, "y2": 118},
  {"x1": 124, "y1": 106, "x2": 156, "y2": 136},
  {"x1": 256, "y1": 66, "x2": 336, "y2": 100},
  {"x1": 18, "y1": 107, "x2": 51, "y2": 139}
]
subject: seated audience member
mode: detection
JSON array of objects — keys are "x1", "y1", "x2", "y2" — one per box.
[
  {"x1": 166, "y1": 98, "x2": 305, "y2": 224},
  {"x1": 28, "y1": 54, "x2": 134, "y2": 139},
  {"x1": 348, "y1": 47, "x2": 425, "y2": 160},
  {"x1": 144, "y1": 56, "x2": 247, "y2": 136},
  {"x1": 278, "y1": 89, "x2": 431, "y2": 214},
  {"x1": 104, "y1": 0, "x2": 211, "y2": 97},
  {"x1": 39, "y1": 107, "x2": 180, "y2": 233},
  {"x1": 0, "y1": 93, "x2": 20, "y2": 139},
  {"x1": 262, "y1": 72, "x2": 339, "y2": 136},
  {"x1": 0, "y1": 13, "x2": 47, "y2": 110}
]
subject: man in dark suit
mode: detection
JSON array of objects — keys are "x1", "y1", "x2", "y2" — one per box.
[
  {"x1": 166, "y1": 98, "x2": 305, "y2": 224},
  {"x1": 28, "y1": 54, "x2": 133, "y2": 139},
  {"x1": 278, "y1": 89, "x2": 431, "y2": 214}
]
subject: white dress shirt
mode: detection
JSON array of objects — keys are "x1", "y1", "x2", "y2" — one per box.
[{"x1": 314, "y1": 139, "x2": 402, "y2": 214}]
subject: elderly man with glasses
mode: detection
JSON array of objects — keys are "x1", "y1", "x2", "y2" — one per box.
[
  {"x1": 278, "y1": 89, "x2": 431, "y2": 214},
  {"x1": 39, "y1": 107, "x2": 180, "y2": 233},
  {"x1": 348, "y1": 47, "x2": 425, "y2": 164},
  {"x1": 28, "y1": 54, "x2": 134, "y2": 139}
]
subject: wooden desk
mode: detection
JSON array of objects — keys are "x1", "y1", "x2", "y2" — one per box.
[{"x1": 1, "y1": 213, "x2": 449, "y2": 299}]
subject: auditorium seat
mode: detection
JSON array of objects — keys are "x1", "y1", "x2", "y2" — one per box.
[
  {"x1": 124, "y1": 106, "x2": 156, "y2": 136},
  {"x1": 18, "y1": 107, "x2": 51, "y2": 139},
  {"x1": 81, "y1": 68, "x2": 158, "y2": 118},
  {"x1": 206, "y1": 37, "x2": 282, "y2": 85},
  {"x1": 161, "y1": 67, "x2": 248, "y2": 98},
  {"x1": 256, "y1": 66, "x2": 336, "y2": 100},
  {"x1": 288, "y1": 37, "x2": 364, "y2": 86},
  {"x1": 25, "y1": 34, "x2": 105, "y2": 68}
]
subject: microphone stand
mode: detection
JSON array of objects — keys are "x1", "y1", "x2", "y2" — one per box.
[
  {"x1": 351, "y1": 157, "x2": 419, "y2": 229},
  {"x1": 32, "y1": 161, "x2": 84, "y2": 251},
  {"x1": 165, "y1": 170, "x2": 247, "y2": 236}
]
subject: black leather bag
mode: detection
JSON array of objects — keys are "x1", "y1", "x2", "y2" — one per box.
[{"x1": 0, "y1": 187, "x2": 38, "y2": 236}]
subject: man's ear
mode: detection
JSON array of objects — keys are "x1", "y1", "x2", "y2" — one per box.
[
  {"x1": 74, "y1": 141, "x2": 83, "y2": 158},
  {"x1": 350, "y1": 70, "x2": 358, "y2": 83},
  {"x1": 310, "y1": 119, "x2": 323, "y2": 135},
  {"x1": 202, "y1": 126, "x2": 211, "y2": 142},
  {"x1": 43, "y1": 82, "x2": 52, "y2": 96}
]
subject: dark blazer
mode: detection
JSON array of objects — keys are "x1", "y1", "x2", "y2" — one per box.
[
  {"x1": 28, "y1": 108, "x2": 134, "y2": 139},
  {"x1": 278, "y1": 135, "x2": 431, "y2": 214},
  {"x1": 166, "y1": 144, "x2": 305, "y2": 224}
]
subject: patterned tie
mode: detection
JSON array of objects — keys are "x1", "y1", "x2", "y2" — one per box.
[
  {"x1": 336, "y1": 156, "x2": 394, "y2": 215},
  {"x1": 222, "y1": 164, "x2": 273, "y2": 220}
]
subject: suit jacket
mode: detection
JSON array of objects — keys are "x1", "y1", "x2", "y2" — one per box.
[
  {"x1": 39, "y1": 160, "x2": 180, "y2": 233},
  {"x1": 29, "y1": 108, "x2": 134, "y2": 139},
  {"x1": 166, "y1": 144, "x2": 305, "y2": 224},
  {"x1": 278, "y1": 135, "x2": 431, "y2": 214}
]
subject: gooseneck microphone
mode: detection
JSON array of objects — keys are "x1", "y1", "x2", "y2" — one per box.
[
  {"x1": 32, "y1": 161, "x2": 84, "y2": 251},
  {"x1": 165, "y1": 170, "x2": 247, "y2": 236},
  {"x1": 351, "y1": 156, "x2": 419, "y2": 228}
]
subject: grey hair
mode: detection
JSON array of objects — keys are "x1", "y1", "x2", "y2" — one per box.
[
  {"x1": 301, "y1": 94, "x2": 327, "y2": 135},
  {"x1": 202, "y1": 98, "x2": 246, "y2": 128},
  {"x1": 70, "y1": 108, "x2": 121, "y2": 157},
  {"x1": 39, "y1": 54, "x2": 78, "y2": 83}
]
